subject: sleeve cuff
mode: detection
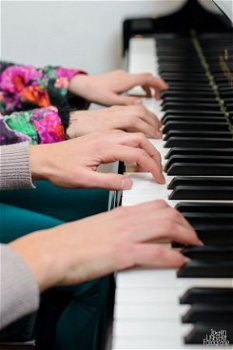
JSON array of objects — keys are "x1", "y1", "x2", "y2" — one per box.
[
  {"x1": 0, "y1": 244, "x2": 40, "y2": 330},
  {"x1": 0, "y1": 142, "x2": 35, "y2": 190}
]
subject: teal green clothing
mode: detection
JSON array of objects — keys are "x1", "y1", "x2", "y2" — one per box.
[
  {"x1": 0, "y1": 180, "x2": 109, "y2": 224},
  {"x1": 0, "y1": 183, "x2": 110, "y2": 350}
]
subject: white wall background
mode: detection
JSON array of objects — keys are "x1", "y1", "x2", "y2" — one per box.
[
  {"x1": 1, "y1": 0, "x2": 189, "y2": 73},
  {"x1": 1, "y1": 0, "x2": 224, "y2": 73}
]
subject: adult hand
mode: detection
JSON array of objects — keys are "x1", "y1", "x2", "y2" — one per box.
[
  {"x1": 29, "y1": 130, "x2": 165, "y2": 189},
  {"x1": 67, "y1": 105, "x2": 162, "y2": 139},
  {"x1": 68, "y1": 70, "x2": 168, "y2": 105},
  {"x1": 10, "y1": 200, "x2": 202, "y2": 291}
]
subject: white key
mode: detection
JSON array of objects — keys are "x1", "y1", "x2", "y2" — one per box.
[{"x1": 127, "y1": 38, "x2": 159, "y2": 95}]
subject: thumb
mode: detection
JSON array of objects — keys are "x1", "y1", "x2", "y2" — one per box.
[
  {"x1": 108, "y1": 93, "x2": 142, "y2": 106},
  {"x1": 84, "y1": 171, "x2": 133, "y2": 190}
]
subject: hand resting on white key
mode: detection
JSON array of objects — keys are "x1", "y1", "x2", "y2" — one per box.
[
  {"x1": 67, "y1": 105, "x2": 162, "y2": 139},
  {"x1": 29, "y1": 130, "x2": 165, "y2": 190},
  {"x1": 10, "y1": 199, "x2": 202, "y2": 292}
]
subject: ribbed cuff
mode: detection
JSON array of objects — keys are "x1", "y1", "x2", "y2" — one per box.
[
  {"x1": 0, "y1": 245, "x2": 40, "y2": 330},
  {"x1": 0, "y1": 142, "x2": 35, "y2": 190}
]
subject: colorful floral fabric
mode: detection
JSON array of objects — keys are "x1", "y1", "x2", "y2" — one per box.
[
  {"x1": 0, "y1": 107, "x2": 65, "y2": 145},
  {"x1": 0, "y1": 61, "x2": 87, "y2": 145}
]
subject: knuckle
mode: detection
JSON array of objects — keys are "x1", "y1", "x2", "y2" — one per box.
[
  {"x1": 138, "y1": 149, "x2": 148, "y2": 160},
  {"x1": 135, "y1": 104, "x2": 146, "y2": 114},
  {"x1": 168, "y1": 208, "x2": 180, "y2": 221},
  {"x1": 144, "y1": 72, "x2": 153, "y2": 81},
  {"x1": 162, "y1": 221, "x2": 174, "y2": 235},
  {"x1": 136, "y1": 131, "x2": 146, "y2": 140},
  {"x1": 129, "y1": 115, "x2": 137, "y2": 126}
]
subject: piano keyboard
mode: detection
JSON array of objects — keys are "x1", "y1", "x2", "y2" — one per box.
[{"x1": 112, "y1": 34, "x2": 233, "y2": 349}]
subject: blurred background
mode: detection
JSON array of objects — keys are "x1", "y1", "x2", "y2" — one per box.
[{"x1": 1, "y1": 0, "x2": 219, "y2": 74}]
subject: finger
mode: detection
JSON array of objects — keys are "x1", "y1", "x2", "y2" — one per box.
[
  {"x1": 138, "y1": 108, "x2": 162, "y2": 131},
  {"x1": 127, "y1": 119, "x2": 161, "y2": 139},
  {"x1": 142, "y1": 85, "x2": 152, "y2": 98},
  {"x1": 133, "y1": 73, "x2": 169, "y2": 90},
  {"x1": 106, "y1": 93, "x2": 143, "y2": 106},
  {"x1": 162, "y1": 221, "x2": 202, "y2": 247},
  {"x1": 111, "y1": 145, "x2": 165, "y2": 184},
  {"x1": 132, "y1": 244, "x2": 189, "y2": 268},
  {"x1": 126, "y1": 208, "x2": 201, "y2": 246},
  {"x1": 158, "y1": 207, "x2": 195, "y2": 232},
  {"x1": 123, "y1": 199, "x2": 169, "y2": 214},
  {"x1": 119, "y1": 105, "x2": 161, "y2": 131},
  {"x1": 83, "y1": 171, "x2": 133, "y2": 190},
  {"x1": 120, "y1": 132, "x2": 163, "y2": 170}
]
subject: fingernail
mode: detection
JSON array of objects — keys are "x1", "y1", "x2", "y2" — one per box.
[
  {"x1": 184, "y1": 257, "x2": 191, "y2": 263},
  {"x1": 121, "y1": 177, "x2": 133, "y2": 190},
  {"x1": 134, "y1": 99, "x2": 143, "y2": 105},
  {"x1": 198, "y1": 239, "x2": 204, "y2": 246}
]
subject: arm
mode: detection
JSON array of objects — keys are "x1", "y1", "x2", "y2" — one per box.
[
  {"x1": 1, "y1": 131, "x2": 165, "y2": 191},
  {"x1": 1, "y1": 199, "x2": 201, "y2": 329}
]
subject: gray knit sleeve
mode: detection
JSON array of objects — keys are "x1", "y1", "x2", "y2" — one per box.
[
  {"x1": 0, "y1": 244, "x2": 40, "y2": 330},
  {"x1": 0, "y1": 142, "x2": 35, "y2": 190}
]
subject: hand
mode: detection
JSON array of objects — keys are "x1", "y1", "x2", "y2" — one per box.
[
  {"x1": 10, "y1": 200, "x2": 202, "y2": 291},
  {"x1": 29, "y1": 130, "x2": 165, "y2": 189},
  {"x1": 67, "y1": 105, "x2": 162, "y2": 139},
  {"x1": 68, "y1": 70, "x2": 169, "y2": 105}
]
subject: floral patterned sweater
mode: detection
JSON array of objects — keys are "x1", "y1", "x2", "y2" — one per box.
[{"x1": 0, "y1": 61, "x2": 87, "y2": 145}]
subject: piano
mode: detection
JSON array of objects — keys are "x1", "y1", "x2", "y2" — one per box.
[{"x1": 111, "y1": 0, "x2": 233, "y2": 348}]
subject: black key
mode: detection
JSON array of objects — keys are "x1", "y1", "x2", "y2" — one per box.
[
  {"x1": 180, "y1": 287, "x2": 233, "y2": 305},
  {"x1": 166, "y1": 82, "x2": 213, "y2": 92},
  {"x1": 163, "y1": 121, "x2": 229, "y2": 133},
  {"x1": 165, "y1": 148, "x2": 233, "y2": 159},
  {"x1": 166, "y1": 154, "x2": 233, "y2": 166},
  {"x1": 170, "y1": 185, "x2": 233, "y2": 200},
  {"x1": 164, "y1": 137, "x2": 233, "y2": 148},
  {"x1": 184, "y1": 214, "x2": 233, "y2": 227},
  {"x1": 196, "y1": 224, "x2": 233, "y2": 245},
  {"x1": 169, "y1": 185, "x2": 233, "y2": 200},
  {"x1": 168, "y1": 177, "x2": 233, "y2": 190},
  {"x1": 162, "y1": 110, "x2": 225, "y2": 119},
  {"x1": 181, "y1": 246, "x2": 233, "y2": 262},
  {"x1": 161, "y1": 90, "x2": 216, "y2": 99},
  {"x1": 182, "y1": 304, "x2": 233, "y2": 323},
  {"x1": 162, "y1": 96, "x2": 216, "y2": 104},
  {"x1": 172, "y1": 225, "x2": 233, "y2": 246},
  {"x1": 162, "y1": 102, "x2": 221, "y2": 112},
  {"x1": 161, "y1": 74, "x2": 208, "y2": 83},
  {"x1": 162, "y1": 115, "x2": 226, "y2": 124},
  {"x1": 184, "y1": 323, "x2": 233, "y2": 344},
  {"x1": 167, "y1": 164, "x2": 233, "y2": 176},
  {"x1": 177, "y1": 261, "x2": 233, "y2": 278},
  {"x1": 162, "y1": 113, "x2": 229, "y2": 125},
  {"x1": 165, "y1": 154, "x2": 233, "y2": 169},
  {"x1": 175, "y1": 202, "x2": 233, "y2": 214},
  {"x1": 164, "y1": 131, "x2": 232, "y2": 140}
]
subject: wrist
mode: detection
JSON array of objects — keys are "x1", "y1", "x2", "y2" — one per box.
[
  {"x1": 29, "y1": 144, "x2": 51, "y2": 181},
  {"x1": 9, "y1": 229, "x2": 59, "y2": 292},
  {"x1": 68, "y1": 74, "x2": 88, "y2": 97}
]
